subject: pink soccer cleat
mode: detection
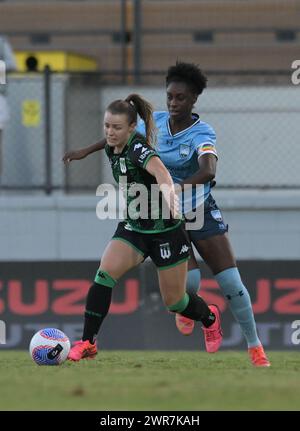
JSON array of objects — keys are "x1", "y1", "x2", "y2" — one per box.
[
  {"x1": 248, "y1": 345, "x2": 271, "y2": 367},
  {"x1": 175, "y1": 313, "x2": 195, "y2": 335},
  {"x1": 202, "y1": 304, "x2": 223, "y2": 353},
  {"x1": 68, "y1": 340, "x2": 98, "y2": 362}
]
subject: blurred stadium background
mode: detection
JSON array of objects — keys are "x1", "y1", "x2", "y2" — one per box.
[{"x1": 0, "y1": 0, "x2": 300, "y2": 353}]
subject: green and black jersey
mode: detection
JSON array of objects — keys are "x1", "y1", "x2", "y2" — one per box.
[{"x1": 105, "y1": 132, "x2": 182, "y2": 234}]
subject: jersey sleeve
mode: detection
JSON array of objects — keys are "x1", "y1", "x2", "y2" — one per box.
[
  {"x1": 196, "y1": 127, "x2": 218, "y2": 159},
  {"x1": 128, "y1": 141, "x2": 159, "y2": 169}
]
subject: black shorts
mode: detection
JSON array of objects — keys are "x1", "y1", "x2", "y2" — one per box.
[
  {"x1": 112, "y1": 222, "x2": 190, "y2": 270},
  {"x1": 187, "y1": 194, "x2": 229, "y2": 242}
]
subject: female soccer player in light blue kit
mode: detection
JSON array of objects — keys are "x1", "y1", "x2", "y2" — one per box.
[
  {"x1": 63, "y1": 62, "x2": 270, "y2": 367},
  {"x1": 140, "y1": 62, "x2": 270, "y2": 367}
]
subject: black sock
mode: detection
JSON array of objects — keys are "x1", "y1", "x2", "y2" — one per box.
[
  {"x1": 180, "y1": 293, "x2": 216, "y2": 328},
  {"x1": 82, "y1": 282, "x2": 112, "y2": 343}
]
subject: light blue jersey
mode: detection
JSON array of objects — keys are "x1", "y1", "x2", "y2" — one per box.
[{"x1": 136, "y1": 111, "x2": 217, "y2": 214}]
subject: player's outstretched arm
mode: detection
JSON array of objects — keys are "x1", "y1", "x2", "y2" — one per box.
[{"x1": 62, "y1": 138, "x2": 106, "y2": 165}]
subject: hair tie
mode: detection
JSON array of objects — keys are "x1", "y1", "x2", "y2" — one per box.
[{"x1": 125, "y1": 99, "x2": 134, "y2": 108}]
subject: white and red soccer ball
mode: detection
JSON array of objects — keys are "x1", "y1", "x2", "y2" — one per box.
[{"x1": 29, "y1": 328, "x2": 70, "y2": 365}]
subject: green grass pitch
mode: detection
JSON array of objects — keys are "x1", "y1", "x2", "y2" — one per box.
[{"x1": 0, "y1": 351, "x2": 300, "y2": 410}]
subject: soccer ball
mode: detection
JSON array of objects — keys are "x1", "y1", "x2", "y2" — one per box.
[{"x1": 29, "y1": 328, "x2": 71, "y2": 365}]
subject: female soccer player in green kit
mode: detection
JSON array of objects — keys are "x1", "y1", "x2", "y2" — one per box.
[{"x1": 66, "y1": 94, "x2": 222, "y2": 361}]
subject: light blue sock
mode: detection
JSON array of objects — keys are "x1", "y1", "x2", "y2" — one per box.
[
  {"x1": 215, "y1": 267, "x2": 261, "y2": 348},
  {"x1": 186, "y1": 268, "x2": 201, "y2": 295}
]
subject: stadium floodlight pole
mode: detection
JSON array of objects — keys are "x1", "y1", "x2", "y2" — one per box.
[
  {"x1": 44, "y1": 65, "x2": 52, "y2": 195},
  {"x1": 133, "y1": 0, "x2": 142, "y2": 84}
]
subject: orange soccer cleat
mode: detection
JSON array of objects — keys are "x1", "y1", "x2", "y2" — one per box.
[
  {"x1": 175, "y1": 313, "x2": 195, "y2": 335},
  {"x1": 202, "y1": 305, "x2": 223, "y2": 353},
  {"x1": 68, "y1": 340, "x2": 98, "y2": 362},
  {"x1": 248, "y1": 345, "x2": 271, "y2": 367}
]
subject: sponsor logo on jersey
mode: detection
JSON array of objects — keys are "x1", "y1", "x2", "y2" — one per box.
[
  {"x1": 159, "y1": 242, "x2": 171, "y2": 259},
  {"x1": 138, "y1": 149, "x2": 152, "y2": 162}
]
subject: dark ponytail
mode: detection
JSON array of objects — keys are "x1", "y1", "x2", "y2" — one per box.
[
  {"x1": 106, "y1": 94, "x2": 156, "y2": 147},
  {"x1": 125, "y1": 94, "x2": 156, "y2": 146}
]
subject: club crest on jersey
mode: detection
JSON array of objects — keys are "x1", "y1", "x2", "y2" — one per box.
[
  {"x1": 166, "y1": 139, "x2": 173, "y2": 145},
  {"x1": 179, "y1": 144, "x2": 190, "y2": 158},
  {"x1": 119, "y1": 158, "x2": 127, "y2": 173},
  {"x1": 160, "y1": 242, "x2": 171, "y2": 259}
]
